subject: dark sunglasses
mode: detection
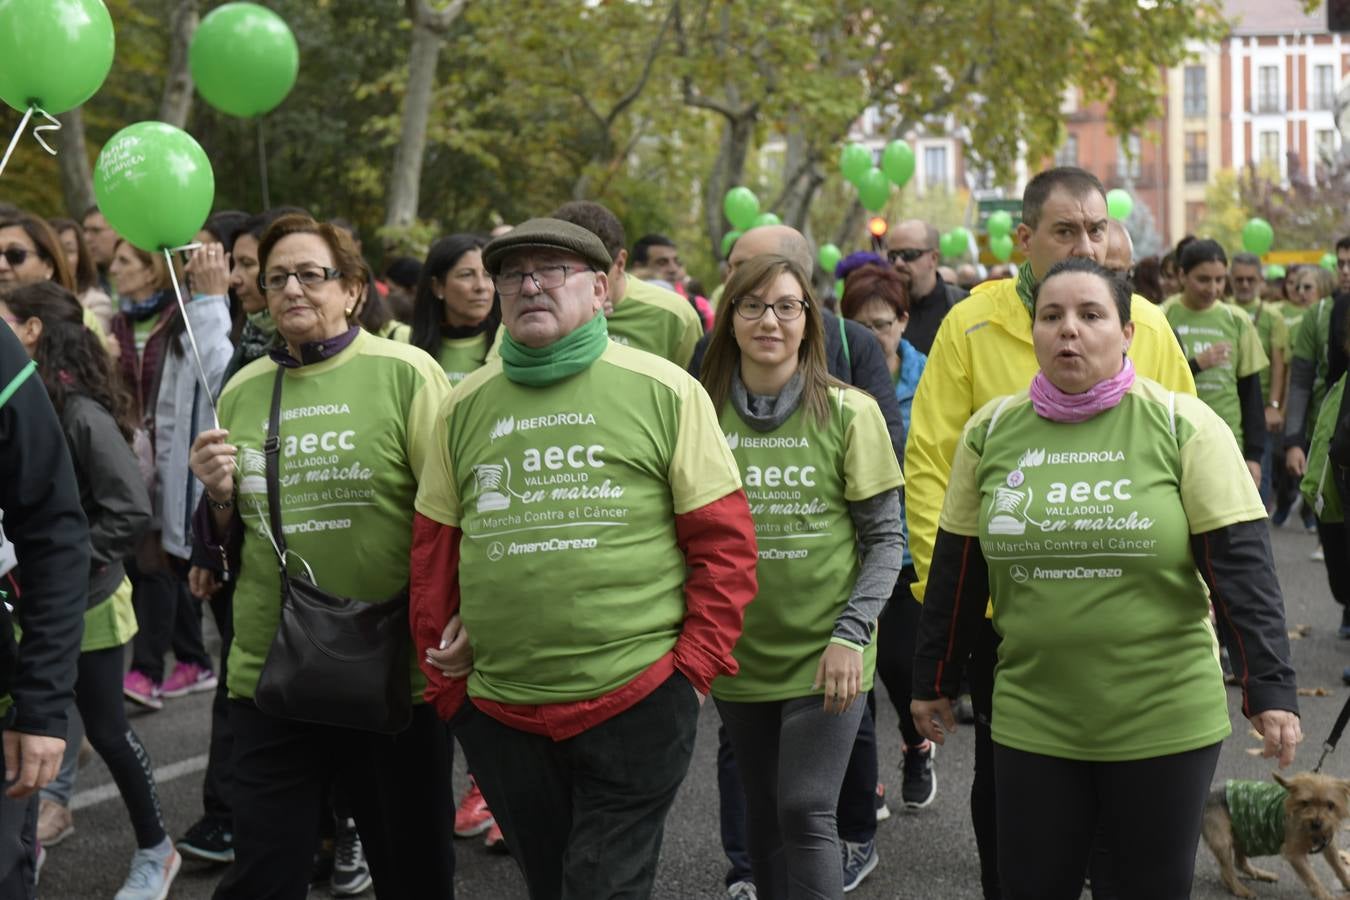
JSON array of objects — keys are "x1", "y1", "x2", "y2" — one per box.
[
  {"x1": 887, "y1": 248, "x2": 929, "y2": 264},
  {"x1": 0, "y1": 247, "x2": 33, "y2": 267}
]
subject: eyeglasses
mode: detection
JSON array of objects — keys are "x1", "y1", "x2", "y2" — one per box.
[
  {"x1": 733, "y1": 297, "x2": 809, "y2": 321},
  {"x1": 259, "y1": 266, "x2": 342, "y2": 292},
  {"x1": 0, "y1": 247, "x2": 33, "y2": 267},
  {"x1": 887, "y1": 248, "x2": 929, "y2": 264},
  {"x1": 861, "y1": 317, "x2": 897, "y2": 333},
  {"x1": 493, "y1": 264, "x2": 593, "y2": 298}
]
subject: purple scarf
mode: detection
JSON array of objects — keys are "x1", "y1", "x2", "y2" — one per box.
[{"x1": 1030, "y1": 356, "x2": 1135, "y2": 423}]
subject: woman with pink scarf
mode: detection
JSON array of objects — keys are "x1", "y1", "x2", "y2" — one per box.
[{"x1": 909, "y1": 257, "x2": 1300, "y2": 900}]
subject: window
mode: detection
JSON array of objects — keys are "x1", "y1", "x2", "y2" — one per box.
[
  {"x1": 1260, "y1": 130, "x2": 1281, "y2": 165},
  {"x1": 1257, "y1": 65, "x2": 1282, "y2": 113},
  {"x1": 1116, "y1": 134, "x2": 1143, "y2": 181},
  {"x1": 923, "y1": 146, "x2": 948, "y2": 188},
  {"x1": 1054, "y1": 133, "x2": 1079, "y2": 167},
  {"x1": 1184, "y1": 132, "x2": 1208, "y2": 183},
  {"x1": 1314, "y1": 64, "x2": 1336, "y2": 110},
  {"x1": 1316, "y1": 129, "x2": 1337, "y2": 164},
  {"x1": 1184, "y1": 65, "x2": 1207, "y2": 117}
]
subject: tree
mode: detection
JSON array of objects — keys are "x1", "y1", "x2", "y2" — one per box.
[{"x1": 158, "y1": 0, "x2": 199, "y2": 129}]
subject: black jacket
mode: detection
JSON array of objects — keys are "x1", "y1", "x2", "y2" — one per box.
[
  {"x1": 688, "y1": 310, "x2": 906, "y2": 464},
  {"x1": 905, "y1": 274, "x2": 967, "y2": 357},
  {"x1": 60, "y1": 394, "x2": 151, "y2": 608},
  {"x1": 0, "y1": 328, "x2": 89, "y2": 738}
]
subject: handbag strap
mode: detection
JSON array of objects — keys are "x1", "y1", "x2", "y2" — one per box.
[{"x1": 264, "y1": 367, "x2": 289, "y2": 581}]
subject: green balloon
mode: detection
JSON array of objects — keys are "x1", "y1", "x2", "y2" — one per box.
[
  {"x1": 1265, "y1": 264, "x2": 1286, "y2": 281},
  {"x1": 190, "y1": 2, "x2": 299, "y2": 118},
  {"x1": 818, "y1": 243, "x2": 842, "y2": 275},
  {"x1": 1242, "y1": 217, "x2": 1275, "y2": 256},
  {"x1": 986, "y1": 210, "x2": 1013, "y2": 238},
  {"x1": 720, "y1": 230, "x2": 742, "y2": 259},
  {"x1": 840, "y1": 143, "x2": 872, "y2": 186},
  {"x1": 752, "y1": 212, "x2": 782, "y2": 229},
  {"x1": 0, "y1": 0, "x2": 114, "y2": 115},
  {"x1": 880, "y1": 140, "x2": 915, "y2": 188},
  {"x1": 1106, "y1": 189, "x2": 1134, "y2": 221},
  {"x1": 950, "y1": 226, "x2": 970, "y2": 251},
  {"x1": 990, "y1": 233, "x2": 1014, "y2": 262},
  {"x1": 723, "y1": 186, "x2": 759, "y2": 230},
  {"x1": 858, "y1": 168, "x2": 890, "y2": 212},
  {"x1": 1321, "y1": 252, "x2": 1337, "y2": 272},
  {"x1": 94, "y1": 122, "x2": 216, "y2": 253}
]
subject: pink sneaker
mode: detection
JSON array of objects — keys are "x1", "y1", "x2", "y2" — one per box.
[
  {"x1": 122, "y1": 670, "x2": 163, "y2": 710},
  {"x1": 161, "y1": 662, "x2": 218, "y2": 699},
  {"x1": 454, "y1": 778, "x2": 494, "y2": 837}
]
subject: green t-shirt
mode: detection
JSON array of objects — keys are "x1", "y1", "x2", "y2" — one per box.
[
  {"x1": 133, "y1": 316, "x2": 158, "y2": 359},
  {"x1": 940, "y1": 377, "x2": 1266, "y2": 761},
  {"x1": 1302, "y1": 375, "x2": 1345, "y2": 523},
  {"x1": 1231, "y1": 299, "x2": 1289, "y2": 402},
  {"x1": 1276, "y1": 299, "x2": 1310, "y2": 336},
  {"x1": 712, "y1": 387, "x2": 903, "y2": 703},
  {"x1": 218, "y1": 330, "x2": 452, "y2": 700},
  {"x1": 1291, "y1": 297, "x2": 1334, "y2": 437},
  {"x1": 1226, "y1": 780, "x2": 1288, "y2": 858},
  {"x1": 1165, "y1": 300, "x2": 1268, "y2": 445},
  {"x1": 606, "y1": 276, "x2": 703, "y2": 368},
  {"x1": 414, "y1": 342, "x2": 742, "y2": 706},
  {"x1": 392, "y1": 328, "x2": 489, "y2": 387},
  {"x1": 82, "y1": 576, "x2": 137, "y2": 652}
]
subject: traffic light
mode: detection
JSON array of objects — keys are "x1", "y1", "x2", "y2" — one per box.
[{"x1": 867, "y1": 216, "x2": 888, "y2": 252}]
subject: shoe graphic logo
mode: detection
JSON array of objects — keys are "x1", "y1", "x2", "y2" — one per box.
[
  {"x1": 1017, "y1": 448, "x2": 1045, "y2": 469},
  {"x1": 490, "y1": 416, "x2": 515, "y2": 441},
  {"x1": 238, "y1": 447, "x2": 267, "y2": 496},
  {"x1": 473, "y1": 463, "x2": 512, "y2": 513},
  {"x1": 725, "y1": 431, "x2": 740, "y2": 451},
  {"x1": 988, "y1": 487, "x2": 1031, "y2": 536}
]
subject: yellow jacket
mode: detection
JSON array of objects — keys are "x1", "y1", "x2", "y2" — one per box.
[{"x1": 906, "y1": 278, "x2": 1197, "y2": 603}]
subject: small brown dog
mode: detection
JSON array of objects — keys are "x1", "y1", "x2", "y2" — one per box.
[{"x1": 1201, "y1": 772, "x2": 1350, "y2": 900}]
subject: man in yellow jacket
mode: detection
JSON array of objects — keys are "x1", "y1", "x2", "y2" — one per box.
[{"x1": 905, "y1": 166, "x2": 1195, "y2": 898}]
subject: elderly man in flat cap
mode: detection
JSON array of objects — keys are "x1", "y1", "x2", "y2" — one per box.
[{"x1": 411, "y1": 218, "x2": 758, "y2": 898}]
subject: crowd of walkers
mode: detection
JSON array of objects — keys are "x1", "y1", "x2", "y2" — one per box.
[{"x1": 0, "y1": 164, "x2": 1329, "y2": 900}]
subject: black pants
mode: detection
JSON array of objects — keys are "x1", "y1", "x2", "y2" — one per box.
[
  {"x1": 994, "y1": 742, "x2": 1221, "y2": 900},
  {"x1": 968, "y1": 617, "x2": 1001, "y2": 899},
  {"x1": 201, "y1": 585, "x2": 234, "y2": 825},
  {"x1": 77, "y1": 646, "x2": 166, "y2": 847},
  {"x1": 874, "y1": 566, "x2": 923, "y2": 747},
  {"x1": 128, "y1": 555, "x2": 210, "y2": 682},
  {"x1": 212, "y1": 700, "x2": 455, "y2": 900},
  {"x1": 456, "y1": 672, "x2": 698, "y2": 900},
  {"x1": 0, "y1": 791, "x2": 35, "y2": 900},
  {"x1": 1315, "y1": 518, "x2": 1350, "y2": 607}
]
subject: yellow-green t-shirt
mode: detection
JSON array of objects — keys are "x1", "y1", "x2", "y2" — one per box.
[
  {"x1": 393, "y1": 327, "x2": 490, "y2": 387},
  {"x1": 1164, "y1": 300, "x2": 1268, "y2": 446},
  {"x1": 940, "y1": 377, "x2": 1265, "y2": 761},
  {"x1": 712, "y1": 386, "x2": 902, "y2": 702},
  {"x1": 606, "y1": 276, "x2": 703, "y2": 368},
  {"x1": 414, "y1": 341, "x2": 742, "y2": 705},
  {"x1": 82, "y1": 577, "x2": 137, "y2": 652},
  {"x1": 1231, "y1": 299, "x2": 1289, "y2": 402}
]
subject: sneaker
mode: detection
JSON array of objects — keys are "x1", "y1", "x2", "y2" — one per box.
[
  {"x1": 484, "y1": 821, "x2": 508, "y2": 854},
  {"x1": 727, "y1": 880, "x2": 757, "y2": 900},
  {"x1": 841, "y1": 839, "x2": 878, "y2": 892},
  {"x1": 115, "y1": 842, "x2": 181, "y2": 900},
  {"x1": 874, "y1": 782, "x2": 890, "y2": 822},
  {"x1": 1312, "y1": 544, "x2": 1326, "y2": 562},
  {"x1": 160, "y1": 662, "x2": 218, "y2": 699},
  {"x1": 332, "y1": 818, "x2": 372, "y2": 897},
  {"x1": 176, "y1": 815, "x2": 234, "y2": 864},
  {"x1": 36, "y1": 799, "x2": 73, "y2": 846},
  {"x1": 454, "y1": 778, "x2": 494, "y2": 837},
  {"x1": 122, "y1": 671, "x2": 163, "y2": 711},
  {"x1": 901, "y1": 741, "x2": 937, "y2": 809}
]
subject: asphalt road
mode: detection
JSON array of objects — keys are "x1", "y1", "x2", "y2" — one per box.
[{"x1": 37, "y1": 520, "x2": 1350, "y2": 899}]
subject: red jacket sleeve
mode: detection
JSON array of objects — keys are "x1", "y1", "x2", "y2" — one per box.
[
  {"x1": 672, "y1": 488, "x2": 758, "y2": 693},
  {"x1": 410, "y1": 512, "x2": 467, "y2": 720}
]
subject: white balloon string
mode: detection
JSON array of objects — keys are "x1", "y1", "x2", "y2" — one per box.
[
  {"x1": 164, "y1": 246, "x2": 220, "y2": 431},
  {"x1": 29, "y1": 107, "x2": 61, "y2": 155},
  {"x1": 0, "y1": 106, "x2": 35, "y2": 179}
]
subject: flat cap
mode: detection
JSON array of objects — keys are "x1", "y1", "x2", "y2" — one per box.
[{"x1": 482, "y1": 218, "x2": 613, "y2": 276}]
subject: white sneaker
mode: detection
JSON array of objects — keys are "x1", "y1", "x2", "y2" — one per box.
[{"x1": 114, "y1": 843, "x2": 180, "y2": 900}]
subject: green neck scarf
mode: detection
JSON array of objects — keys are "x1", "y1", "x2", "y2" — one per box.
[
  {"x1": 500, "y1": 312, "x2": 609, "y2": 386},
  {"x1": 1016, "y1": 261, "x2": 1040, "y2": 320},
  {"x1": 246, "y1": 308, "x2": 278, "y2": 339}
]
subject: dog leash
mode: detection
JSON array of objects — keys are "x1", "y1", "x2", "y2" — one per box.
[{"x1": 1314, "y1": 692, "x2": 1350, "y2": 773}]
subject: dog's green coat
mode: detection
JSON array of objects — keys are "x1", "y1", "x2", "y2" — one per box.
[{"x1": 1226, "y1": 779, "x2": 1287, "y2": 857}]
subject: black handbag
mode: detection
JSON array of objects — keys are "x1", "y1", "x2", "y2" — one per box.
[{"x1": 252, "y1": 368, "x2": 413, "y2": 734}]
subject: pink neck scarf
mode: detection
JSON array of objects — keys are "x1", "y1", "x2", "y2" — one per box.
[{"x1": 1030, "y1": 356, "x2": 1135, "y2": 423}]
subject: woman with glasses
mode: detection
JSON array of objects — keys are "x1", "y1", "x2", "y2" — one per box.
[
  {"x1": 0, "y1": 211, "x2": 112, "y2": 348},
  {"x1": 49, "y1": 217, "x2": 115, "y2": 337},
  {"x1": 699, "y1": 254, "x2": 903, "y2": 899},
  {"x1": 188, "y1": 213, "x2": 455, "y2": 899},
  {"x1": 0, "y1": 281, "x2": 182, "y2": 899},
  {"x1": 401, "y1": 234, "x2": 499, "y2": 387}
]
